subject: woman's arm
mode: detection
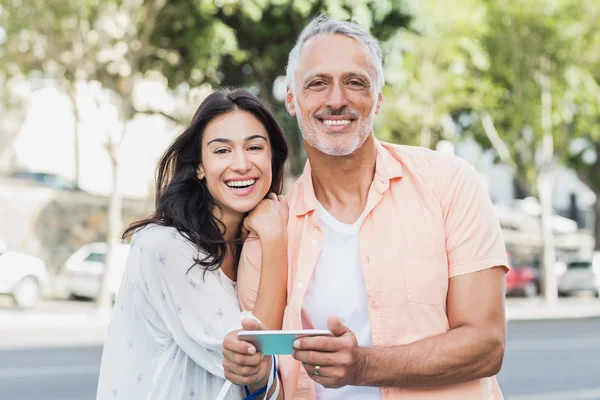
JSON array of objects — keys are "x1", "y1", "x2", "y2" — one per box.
[
  {"x1": 240, "y1": 194, "x2": 288, "y2": 330},
  {"x1": 251, "y1": 232, "x2": 287, "y2": 330}
]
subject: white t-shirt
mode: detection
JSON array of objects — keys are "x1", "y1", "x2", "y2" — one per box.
[
  {"x1": 97, "y1": 224, "x2": 243, "y2": 400},
  {"x1": 301, "y1": 202, "x2": 382, "y2": 400}
]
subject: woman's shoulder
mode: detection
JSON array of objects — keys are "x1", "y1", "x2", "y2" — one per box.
[{"x1": 131, "y1": 224, "x2": 194, "y2": 253}]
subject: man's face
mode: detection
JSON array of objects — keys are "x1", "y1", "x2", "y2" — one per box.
[{"x1": 286, "y1": 34, "x2": 383, "y2": 157}]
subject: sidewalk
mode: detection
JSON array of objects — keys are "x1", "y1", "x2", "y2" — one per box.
[
  {"x1": 506, "y1": 296, "x2": 600, "y2": 321},
  {"x1": 0, "y1": 299, "x2": 111, "y2": 349},
  {"x1": 1, "y1": 297, "x2": 599, "y2": 348}
]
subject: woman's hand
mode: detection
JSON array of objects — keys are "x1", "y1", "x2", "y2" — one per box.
[{"x1": 243, "y1": 193, "x2": 288, "y2": 240}]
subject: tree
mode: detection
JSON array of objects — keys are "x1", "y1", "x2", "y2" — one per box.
[
  {"x1": 0, "y1": 0, "x2": 233, "y2": 310},
  {"x1": 466, "y1": 0, "x2": 592, "y2": 302},
  {"x1": 562, "y1": 1, "x2": 600, "y2": 251},
  {"x1": 376, "y1": 0, "x2": 485, "y2": 149},
  {"x1": 206, "y1": 0, "x2": 413, "y2": 174}
]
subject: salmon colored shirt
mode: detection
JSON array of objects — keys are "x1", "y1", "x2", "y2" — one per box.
[{"x1": 238, "y1": 140, "x2": 508, "y2": 400}]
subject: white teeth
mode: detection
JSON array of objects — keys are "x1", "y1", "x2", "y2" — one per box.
[
  {"x1": 322, "y1": 119, "x2": 351, "y2": 126},
  {"x1": 226, "y1": 179, "x2": 256, "y2": 188}
]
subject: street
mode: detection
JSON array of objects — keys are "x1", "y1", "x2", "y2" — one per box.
[
  {"x1": 0, "y1": 315, "x2": 598, "y2": 400},
  {"x1": 497, "y1": 317, "x2": 600, "y2": 400}
]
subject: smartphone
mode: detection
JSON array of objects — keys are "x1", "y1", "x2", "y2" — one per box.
[{"x1": 237, "y1": 329, "x2": 333, "y2": 355}]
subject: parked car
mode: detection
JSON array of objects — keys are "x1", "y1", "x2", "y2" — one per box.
[
  {"x1": 0, "y1": 240, "x2": 49, "y2": 308},
  {"x1": 506, "y1": 256, "x2": 540, "y2": 297},
  {"x1": 61, "y1": 242, "x2": 130, "y2": 301},
  {"x1": 558, "y1": 252, "x2": 600, "y2": 298},
  {"x1": 9, "y1": 171, "x2": 78, "y2": 191}
]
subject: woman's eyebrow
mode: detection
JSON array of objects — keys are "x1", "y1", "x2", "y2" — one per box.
[{"x1": 207, "y1": 134, "x2": 267, "y2": 146}]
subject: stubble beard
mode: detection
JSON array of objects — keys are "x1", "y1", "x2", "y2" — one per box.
[{"x1": 295, "y1": 101, "x2": 375, "y2": 157}]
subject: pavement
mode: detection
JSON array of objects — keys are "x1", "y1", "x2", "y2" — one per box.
[
  {"x1": 505, "y1": 295, "x2": 600, "y2": 321},
  {"x1": 1, "y1": 295, "x2": 599, "y2": 349}
]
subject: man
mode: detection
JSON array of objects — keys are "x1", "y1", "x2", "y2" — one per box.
[{"x1": 223, "y1": 14, "x2": 508, "y2": 400}]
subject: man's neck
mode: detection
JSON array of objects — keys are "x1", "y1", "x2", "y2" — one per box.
[{"x1": 307, "y1": 135, "x2": 377, "y2": 224}]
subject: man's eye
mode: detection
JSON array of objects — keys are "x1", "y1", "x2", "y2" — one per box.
[
  {"x1": 310, "y1": 81, "x2": 325, "y2": 87},
  {"x1": 349, "y1": 80, "x2": 364, "y2": 86}
]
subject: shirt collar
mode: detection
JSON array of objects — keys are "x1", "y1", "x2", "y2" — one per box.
[{"x1": 294, "y1": 139, "x2": 403, "y2": 217}]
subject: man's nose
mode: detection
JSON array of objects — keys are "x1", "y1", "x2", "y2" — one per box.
[{"x1": 325, "y1": 83, "x2": 348, "y2": 110}]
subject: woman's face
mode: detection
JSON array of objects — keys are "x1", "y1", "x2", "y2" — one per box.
[{"x1": 198, "y1": 110, "x2": 273, "y2": 219}]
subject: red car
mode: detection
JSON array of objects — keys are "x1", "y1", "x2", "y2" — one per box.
[{"x1": 505, "y1": 255, "x2": 540, "y2": 297}]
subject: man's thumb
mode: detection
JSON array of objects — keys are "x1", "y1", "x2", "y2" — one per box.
[{"x1": 327, "y1": 316, "x2": 348, "y2": 336}]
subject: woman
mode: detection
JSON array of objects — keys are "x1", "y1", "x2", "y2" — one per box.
[{"x1": 96, "y1": 89, "x2": 289, "y2": 400}]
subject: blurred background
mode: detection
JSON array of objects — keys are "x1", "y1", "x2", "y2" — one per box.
[{"x1": 0, "y1": 1, "x2": 599, "y2": 399}]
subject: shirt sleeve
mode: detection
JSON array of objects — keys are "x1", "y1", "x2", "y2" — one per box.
[
  {"x1": 236, "y1": 236, "x2": 262, "y2": 312},
  {"x1": 440, "y1": 158, "x2": 509, "y2": 278},
  {"x1": 132, "y1": 227, "x2": 242, "y2": 378}
]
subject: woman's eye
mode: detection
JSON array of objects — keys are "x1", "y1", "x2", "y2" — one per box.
[
  {"x1": 214, "y1": 148, "x2": 229, "y2": 154},
  {"x1": 248, "y1": 145, "x2": 263, "y2": 151}
]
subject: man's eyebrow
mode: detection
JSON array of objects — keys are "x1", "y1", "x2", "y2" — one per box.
[
  {"x1": 303, "y1": 73, "x2": 332, "y2": 85},
  {"x1": 302, "y1": 71, "x2": 372, "y2": 85},
  {"x1": 341, "y1": 72, "x2": 371, "y2": 81},
  {"x1": 207, "y1": 134, "x2": 267, "y2": 146}
]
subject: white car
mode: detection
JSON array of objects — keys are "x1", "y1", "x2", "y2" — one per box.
[
  {"x1": 0, "y1": 240, "x2": 49, "y2": 308},
  {"x1": 61, "y1": 242, "x2": 130, "y2": 300},
  {"x1": 558, "y1": 252, "x2": 600, "y2": 297}
]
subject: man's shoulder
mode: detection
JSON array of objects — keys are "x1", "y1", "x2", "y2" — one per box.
[
  {"x1": 380, "y1": 141, "x2": 459, "y2": 169},
  {"x1": 379, "y1": 141, "x2": 476, "y2": 193},
  {"x1": 282, "y1": 168, "x2": 309, "y2": 207}
]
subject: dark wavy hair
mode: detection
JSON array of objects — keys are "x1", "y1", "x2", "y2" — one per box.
[{"x1": 123, "y1": 88, "x2": 289, "y2": 272}]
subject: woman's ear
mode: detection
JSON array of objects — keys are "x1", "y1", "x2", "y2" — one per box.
[{"x1": 197, "y1": 165, "x2": 205, "y2": 180}]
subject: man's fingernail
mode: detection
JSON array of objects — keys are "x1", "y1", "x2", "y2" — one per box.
[
  {"x1": 293, "y1": 340, "x2": 299, "y2": 349},
  {"x1": 248, "y1": 347, "x2": 256, "y2": 355}
]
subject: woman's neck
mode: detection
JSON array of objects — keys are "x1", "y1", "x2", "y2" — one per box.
[
  {"x1": 213, "y1": 206, "x2": 243, "y2": 282},
  {"x1": 214, "y1": 207, "x2": 243, "y2": 242}
]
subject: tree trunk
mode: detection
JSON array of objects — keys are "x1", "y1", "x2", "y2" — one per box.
[
  {"x1": 538, "y1": 56, "x2": 557, "y2": 303},
  {"x1": 595, "y1": 191, "x2": 600, "y2": 251},
  {"x1": 96, "y1": 146, "x2": 123, "y2": 312},
  {"x1": 538, "y1": 172, "x2": 558, "y2": 303},
  {"x1": 420, "y1": 125, "x2": 432, "y2": 149},
  {"x1": 592, "y1": 142, "x2": 600, "y2": 251},
  {"x1": 66, "y1": 82, "x2": 81, "y2": 188}
]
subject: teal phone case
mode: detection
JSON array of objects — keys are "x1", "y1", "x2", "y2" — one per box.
[
  {"x1": 254, "y1": 333, "x2": 297, "y2": 355},
  {"x1": 238, "y1": 330, "x2": 333, "y2": 355}
]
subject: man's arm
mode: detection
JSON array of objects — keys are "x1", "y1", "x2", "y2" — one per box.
[
  {"x1": 293, "y1": 265, "x2": 506, "y2": 389},
  {"x1": 358, "y1": 265, "x2": 506, "y2": 387}
]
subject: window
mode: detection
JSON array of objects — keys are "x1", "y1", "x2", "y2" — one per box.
[
  {"x1": 567, "y1": 262, "x2": 592, "y2": 270},
  {"x1": 85, "y1": 252, "x2": 106, "y2": 263}
]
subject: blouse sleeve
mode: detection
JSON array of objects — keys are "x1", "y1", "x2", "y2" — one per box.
[{"x1": 131, "y1": 226, "x2": 242, "y2": 378}]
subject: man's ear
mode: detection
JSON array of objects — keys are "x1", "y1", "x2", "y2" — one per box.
[
  {"x1": 197, "y1": 165, "x2": 205, "y2": 180},
  {"x1": 374, "y1": 92, "x2": 384, "y2": 115},
  {"x1": 285, "y1": 88, "x2": 297, "y2": 117}
]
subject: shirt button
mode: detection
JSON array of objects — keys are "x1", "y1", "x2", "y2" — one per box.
[
  {"x1": 311, "y1": 239, "x2": 318, "y2": 246},
  {"x1": 297, "y1": 282, "x2": 304, "y2": 290}
]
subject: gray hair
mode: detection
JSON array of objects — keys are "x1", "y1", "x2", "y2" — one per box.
[{"x1": 285, "y1": 14, "x2": 385, "y2": 93}]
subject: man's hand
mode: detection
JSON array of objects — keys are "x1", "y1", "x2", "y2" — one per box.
[
  {"x1": 223, "y1": 318, "x2": 272, "y2": 388},
  {"x1": 292, "y1": 316, "x2": 367, "y2": 389}
]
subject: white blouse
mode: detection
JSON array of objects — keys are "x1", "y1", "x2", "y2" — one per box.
[{"x1": 96, "y1": 224, "x2": 245, "y2": 400}]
